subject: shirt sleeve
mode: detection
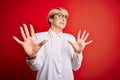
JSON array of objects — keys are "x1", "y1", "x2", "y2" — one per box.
[
  {"x1": 71, "y1": 52, "x2": 83, "y2": 71},
  {"x1": 26, "y1": 49, "x2": 43, "y2": 71}
]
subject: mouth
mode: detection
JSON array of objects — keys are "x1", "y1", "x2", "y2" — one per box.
[{"x1": 60, "y1": 22, "x2": 65, "y2": 25}]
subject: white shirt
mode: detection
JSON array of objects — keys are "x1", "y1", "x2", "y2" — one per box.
[{"x1": 27, "y1": 29, "x2": 83, "y2": 80}]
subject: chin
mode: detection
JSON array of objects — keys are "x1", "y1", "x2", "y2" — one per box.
[
  {"x1": 59, "y1": 26, "x2": 65, "y2": 29},
  {"x1": 59, "y1": 25, "x2": 66, "y2": 29}
]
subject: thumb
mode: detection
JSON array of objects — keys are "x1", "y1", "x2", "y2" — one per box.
[
  {"x1": 39, "y1": 39, "x2": 48, "y2": 47},
  {"x1": 68, "y1": 41, "x2": 76, "y2": 50}
]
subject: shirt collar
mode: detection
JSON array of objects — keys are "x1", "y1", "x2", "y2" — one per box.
[{"x1": 48, "y1": 28, "x2": 63, "y2": 37}]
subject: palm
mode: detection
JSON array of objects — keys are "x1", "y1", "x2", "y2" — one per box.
[
  {"x1": 13, "y1": 24, "x2": 47, "y2": 57},
  {"x1": 22, "y1": 37, "x2": 39, "y2": 56},
  {"x1": 69, "y1": 30, "x2": 92, "y2": 53}
]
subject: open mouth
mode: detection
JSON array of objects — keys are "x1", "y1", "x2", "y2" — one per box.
[{"x1": 60, "y1": 22, "x2": 65, "y2": 25}]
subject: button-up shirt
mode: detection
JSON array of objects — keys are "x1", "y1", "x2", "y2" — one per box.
[{"x1": 27, "y1": 29, "x2": 83, "y2": 80}]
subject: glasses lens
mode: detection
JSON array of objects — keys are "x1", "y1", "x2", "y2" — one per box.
[{"x1": 54, "y1": 13, "x2": 69, "y2": 20}]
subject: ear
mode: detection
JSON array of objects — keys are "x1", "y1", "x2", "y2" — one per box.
[{"x1": 49, "y1": 18, "x2": 53, "y2": 23}]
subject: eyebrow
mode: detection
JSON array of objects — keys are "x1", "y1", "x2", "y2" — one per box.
[{"x1": 54, "y1": 12, "x2": 68, "y2": 16}]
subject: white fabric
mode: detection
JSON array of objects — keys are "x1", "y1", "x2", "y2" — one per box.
[{"x1": 27, "y1": 29, "x2": 83, "y2": 80}]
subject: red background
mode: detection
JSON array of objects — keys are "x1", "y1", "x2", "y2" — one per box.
[{"x1": 1, "y1": 0, "x2": 120, "y2": 80}]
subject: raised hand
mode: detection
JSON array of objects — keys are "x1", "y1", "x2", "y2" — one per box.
[
  {"x1": 69, "y1": 30, "x2": 92, "y2": 53},
  {"x1": 13, "y1": 24, "x2": 48, "y2": 58}
]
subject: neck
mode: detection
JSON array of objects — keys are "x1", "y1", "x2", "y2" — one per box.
[{"x1": 51, "y1": 25, "x2": 62, "y2": 34}]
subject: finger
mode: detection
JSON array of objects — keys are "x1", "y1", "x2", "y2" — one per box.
[
  {"x1": 81, "y1": 30, "x2": 86, "y2": 39},
  {"x1": 30, "y1": 24, "x2": 35, "y2": 37},
  {"x1": 85, "y1": 40, "x2": 93, "y2": 45},
  {"x1": 20, "y1": 26, "x2": 27, "y2": 40},
  {"x1": 39, "y1": 39, "x2": 48, "y2": 47},
  {"x1": 77, "y1": 30, "x2": 81, "y2": 40},
  {"x1": 83, "y1": 33, "x2": 89, "y2": 41},
  {"x1": 23, "y1": 24, "x2": 30, "y2": 38},
  {"x1": 13, "y1": 36, "x2": 23, "y2": 45}
]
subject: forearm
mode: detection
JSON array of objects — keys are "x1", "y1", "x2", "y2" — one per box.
[
  {"x1": 26, "y1": 49, "x2": 43, "y2": 71},
  {"x1": 26, "y1": 56, "x2": 43, "y2": 71},
  {"x1": 71, "y1": 52, "x2": 83, "y2": 71}
]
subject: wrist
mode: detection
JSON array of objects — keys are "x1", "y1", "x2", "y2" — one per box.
[
  {"x1": 75, "y1": 50, "x2": 82, "y2": 54},
  {"x1": 26, "y1": 55, "x2": 36, "y2": 60}
]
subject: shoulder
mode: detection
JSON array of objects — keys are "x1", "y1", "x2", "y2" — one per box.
[
  {"x1": 63, "y1": 33, "x2": 75, "y2": 38},
  {"x1": 63, "y1": 33, "x2": 76, "y2": 42},
  {"x1": 35, "y1": 31, "x2": 48, "y2": 42},
  {"x1": 35, "y1": 31, "x2": 48, "y2": 37}
]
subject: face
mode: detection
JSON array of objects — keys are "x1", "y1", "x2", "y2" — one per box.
[{"x1": 50, "y1": 10, "x2": 69, "y2": 29}]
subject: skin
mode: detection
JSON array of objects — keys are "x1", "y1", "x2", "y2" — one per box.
[{"x1": 13, "y1": 10, "x2": 92, "y2": 58}]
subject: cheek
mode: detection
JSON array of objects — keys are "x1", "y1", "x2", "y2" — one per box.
[
  {"x1": 53, "y1": 18, "x2": 60, "y2": 23},
  {"x1": 55, "y1": 19, "x2": 61, "y2": 24}
]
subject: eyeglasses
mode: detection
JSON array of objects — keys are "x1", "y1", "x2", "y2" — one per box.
[{"x1": 54, "y1": 13, "x2": 69, "y2": 21}]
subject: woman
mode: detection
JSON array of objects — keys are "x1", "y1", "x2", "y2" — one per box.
[{"x1": 13, "y1": 7, "x2": 92, "y2": 80}]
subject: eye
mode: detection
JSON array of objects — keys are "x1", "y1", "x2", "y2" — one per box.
[
  {"x1": 58, "y1": 14, "x2": 63, "y2": 18},
  {"x1": 65, "y1": 16, "x2": 69, "y2": 20}
]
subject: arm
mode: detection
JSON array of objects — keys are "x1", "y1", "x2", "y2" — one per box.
[
  {"x1": 26, "y1": 48, "x2": 44, "y2": 71},
  {"x1": 69, "y1": 30, "x2": 92, "y2": 71},
  {"x1": 26, "y1": 33, "x2": 47, "y2": 71},
  {"x1": 68, "y1": 35, "x2": 83, "y2": 71}
]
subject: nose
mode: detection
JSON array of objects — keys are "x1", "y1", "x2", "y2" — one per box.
[{"x1": 62, "y1": 17, "x2": 66, "y2": 22}]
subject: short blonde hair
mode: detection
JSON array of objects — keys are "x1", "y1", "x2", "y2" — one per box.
[{"x1": 47, "y1": 7, "x2": 69, "y2": 25}]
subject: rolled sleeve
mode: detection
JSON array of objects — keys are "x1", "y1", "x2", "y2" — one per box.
[
  {"x1": 26, "y1": 48, "x2": 43, "y2": 71},
  {"x1": 72, "y1": 52, "x2": 83, "y2": 71}
]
